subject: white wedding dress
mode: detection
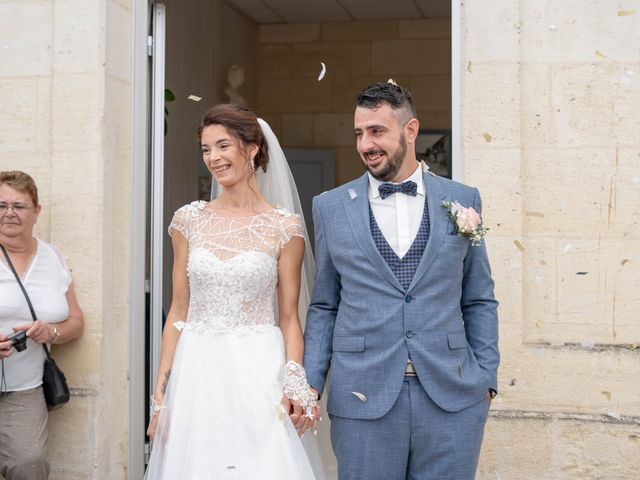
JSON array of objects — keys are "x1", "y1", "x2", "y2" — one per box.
[{"x1": 145, "y1": 201, "x2": 321, "y2": 480}]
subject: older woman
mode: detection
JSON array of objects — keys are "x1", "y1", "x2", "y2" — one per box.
[{"x1": 0, "y1": 171, "x2": 83, "y2": 480}]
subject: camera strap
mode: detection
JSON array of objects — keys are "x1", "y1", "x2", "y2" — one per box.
[{"x1": 0, "y1": 244, "x2": 54, "y2": 363}]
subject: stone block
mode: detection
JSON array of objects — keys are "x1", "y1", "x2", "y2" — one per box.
[
  {"x1": 0, "y1": 1, "x2": 52, "y2": 77},
  {"x1": 282, "y1": 113, "x2": 313, "y2": 147},
  {"x1": 550, "y1": 63, "x2": 640, "y2": 148},
  {"x1": 259, "y1": 78, "x2": 332, "y2": 113},
  {"x1": 409, "y1": 74, "x2": 451, "y2": 112},
  {"x1": 485, "y1": 236, "x2": 523, "y2": 327},
  {"x1": 329, "y1": 75, "x2": 413, "y2": 112},
  {"x1": 463, "y1": 0, "x2": 520, "y2": 63},
  {"x1": 522, "y1": 148, "x2": 616, "y2": 238},
  {"x1": 321, "y1": 20, "x2": 398, "y2": 42},
  {"x1": 334, "y1": 146, "x2": 363, "y2": 186},
  {"x1": 462, "y1": 62, "x2": 521, "y2": 148},
  {"x1": 106, "y1": 1, "x2": 131, "y2": 82},
  {"x1": 0, "y1": 78, "x2": 39, "y2": 152},
  {"x1": 522, "y1": 236, "x2": 640, "y2": 345},
  {"x1": 398, "y1": 18, "x2": 450, "y2": 39},
  {"x1": 260, "y1": 44, "x2": 293, "y2": 79},
  {"x1": 48, "y1": 393, "x2": 96, "y2": 478},
  {"x1": 520, "y1": 0, "x2": 640, "y2": 63},
  {"x1": 372, "y1": 39, "x2": 450, "y2": 75},
  {"x1": 53, "y1": 0, "x2": 103, "y2": 74},
  {"x1": 479, "y1": 415, "x2": 640, "y2": 479},
  {"x1": 464, "y1": 148, "x2": 522, "y2": 236},
  {"x1": 292, "y1": 42, "x2": 372, "y2": 78},
  {"x1": 260, "y1": 23, "x2": 320, "y2": 44},
  {"x1": 312, "y1": 113, "x2": 355, "y2": 147},
  {"x1": 52, "y1": 332, "x2": 102, "y2": 389},
  {"x1": 51, "y1": 73, "x2": 104, "y2": 152},
  {"x1": 521, "y1": 63, "x2": 554, "y2": 149},
  {"x1": 498, "y1": 339, "x2": 640, "y2": 415}
]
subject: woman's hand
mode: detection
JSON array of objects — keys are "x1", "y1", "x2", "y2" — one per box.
[
  {"x1": 13, "y1": 320, "x2": 54, "y2": 344},
  {"x1": 0, "y1": 334, "x2": 14, "y2": 358},
  {"x1": 147, "y1": 412, "x2": 159, "y2": 441}
]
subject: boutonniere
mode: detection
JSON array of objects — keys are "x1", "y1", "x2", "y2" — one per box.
[{"x1": 441, "y1": 201, "x2": 488, "y2": 246}]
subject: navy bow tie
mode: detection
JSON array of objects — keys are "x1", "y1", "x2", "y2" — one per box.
[{"x1": 378, "y1": 181, "x2": 418, "y2": 200}]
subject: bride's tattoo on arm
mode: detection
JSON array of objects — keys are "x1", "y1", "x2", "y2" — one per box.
[{"x1": 161, "y1": 369, "x2": 171, "y2": 395}]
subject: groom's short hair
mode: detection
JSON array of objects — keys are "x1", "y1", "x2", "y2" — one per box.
[{"x1": 356, "y1": 82, "x2": 417, "y2": 126}]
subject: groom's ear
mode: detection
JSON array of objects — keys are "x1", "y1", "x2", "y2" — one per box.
[{"x1": 404, "y1": 117, "x2": 420, "y2": 144}]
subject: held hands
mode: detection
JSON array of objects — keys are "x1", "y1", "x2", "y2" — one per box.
[{"x1": 282, "y1": 361, "x2": 320, "y2": 437}]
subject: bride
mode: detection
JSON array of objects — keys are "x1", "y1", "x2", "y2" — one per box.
[{"x1": 145, "y1": 104, "x2": 322, "y2": 479}]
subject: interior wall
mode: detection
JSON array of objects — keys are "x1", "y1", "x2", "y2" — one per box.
[
  {"x1": 257, "y1": 18, "x2": 451, "y2": 185},
  {"x1": 162, "y1": 0, "x2": 259, "y2": 309}
]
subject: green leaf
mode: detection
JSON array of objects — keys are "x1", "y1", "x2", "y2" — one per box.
[{"x1": 165, "y1": 88, "x2": 176, "y2": 102}]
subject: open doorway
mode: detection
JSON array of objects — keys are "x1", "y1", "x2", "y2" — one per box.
[{"x1": 137, "y1": 0, "x2": 454, "y2": 476}]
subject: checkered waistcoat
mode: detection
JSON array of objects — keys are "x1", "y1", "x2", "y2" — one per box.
[{"x1": 369, "y1": 197, "x2": 430, "y2": 291}]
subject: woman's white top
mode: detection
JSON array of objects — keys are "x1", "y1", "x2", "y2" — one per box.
[{"x1": 0, "y1": 239, "x2": 71, "y2": 391}]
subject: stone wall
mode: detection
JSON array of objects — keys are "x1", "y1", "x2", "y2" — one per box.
[
  {"x1": 0, "y1": 0, "x2": 132, "y2": 478},
  {"x1": 461, "y1": 1, "x2": 640, "y2": 478},
  {"x1": 258, "y1": 18, "x2": 452, "y2": 185}
]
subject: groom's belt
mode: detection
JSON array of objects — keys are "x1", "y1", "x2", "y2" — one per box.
[{"x1": 405, "y1": 360, "x2": 417, "y2": 377}]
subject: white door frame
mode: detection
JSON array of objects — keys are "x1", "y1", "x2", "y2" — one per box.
[
  {"x1": 451, "y1": 0, "x2": 463, "y2": 181},
  {"x1": 129, "y1": 1, "x2": 463, "y2": 475},
  {"x1": 129, "y1": 0, "x2": 150, "y2": 477}
]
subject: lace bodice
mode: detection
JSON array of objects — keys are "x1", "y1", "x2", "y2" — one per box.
[{"x1": 169, "y1": 201, "x2": 304, "y2": 333}]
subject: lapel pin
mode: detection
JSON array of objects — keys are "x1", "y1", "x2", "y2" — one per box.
[
  {"x1": 351, "y1": 391, "x2": 367, "y2": 402},
  {"x1": 348, "y1": 189, "x2": 357, "y2": 199}
]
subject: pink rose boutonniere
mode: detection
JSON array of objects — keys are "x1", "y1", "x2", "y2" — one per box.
[{"x1": 441, "y1": 201, "x2": 488, "y2": 246}]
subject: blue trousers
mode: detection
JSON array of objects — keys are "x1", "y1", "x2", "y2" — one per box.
[{"x1": 330, "y1": 377, "x2": 489, "y2": 480}]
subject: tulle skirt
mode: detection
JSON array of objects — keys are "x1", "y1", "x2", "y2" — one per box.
[{"x1": 145, "y1": 325, "x2": 321, "y2": 480}]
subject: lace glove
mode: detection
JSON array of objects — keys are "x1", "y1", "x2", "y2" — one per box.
[{"x1": 283, "y1": 360, "x2": 318, "y2": 419}]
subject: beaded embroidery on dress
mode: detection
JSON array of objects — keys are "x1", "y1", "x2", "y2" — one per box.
[{"x1": 144, "y1": 201, "x2": 320, "y2": 480}]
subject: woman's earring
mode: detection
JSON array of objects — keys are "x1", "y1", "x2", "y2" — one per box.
[{"x1": 249, "y1": 157, "x2": 256, "y2": 172}]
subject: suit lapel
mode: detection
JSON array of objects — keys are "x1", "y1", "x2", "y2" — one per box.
[
  {"x1": 342, "y1": 174, "x2": 405, "y2": 292},
  {"x1": 408, "y1": 171, "x2": 447, "y2": 290}
]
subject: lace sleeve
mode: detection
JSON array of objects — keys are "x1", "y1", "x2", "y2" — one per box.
[
  {"x1": 278, "y1": 211, "x2": 304, "y2": 249},
  {"x1": 168, "y1": 204, "x2": 193, "y2": 240}
]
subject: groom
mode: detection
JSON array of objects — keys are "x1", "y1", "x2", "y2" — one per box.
[{"x1": 303, "y1": 81, "x2": 499, "y2": 479}]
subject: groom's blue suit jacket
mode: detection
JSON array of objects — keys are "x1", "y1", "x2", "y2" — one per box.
[{"x1": 304, "y1": 169, "x2": 500, "y2": 419}]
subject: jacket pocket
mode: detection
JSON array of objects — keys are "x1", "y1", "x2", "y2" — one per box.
[
  {"x1": 447, "y1": 332, "x2": 468, "y2": 349},
  {"x1": 333, "y1": 335, "x2": 365, "y2": 352}
]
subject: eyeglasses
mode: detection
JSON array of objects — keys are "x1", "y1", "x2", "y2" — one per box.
[{"x1": 0, "y1": 203, "x2": 33, "y2": 214}]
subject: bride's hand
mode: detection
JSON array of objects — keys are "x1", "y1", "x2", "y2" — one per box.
[{"x1": 147, "y1": 413, "x2": 159, "y2": 441}]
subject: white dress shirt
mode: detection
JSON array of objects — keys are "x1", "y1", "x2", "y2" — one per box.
[{"x1": 368, "y1": 163, "x2": 426, "y2": 259}]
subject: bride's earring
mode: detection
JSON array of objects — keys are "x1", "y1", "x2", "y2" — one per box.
[{"x1": 249, "y1": 156, "x2": 256, "y2": 173}]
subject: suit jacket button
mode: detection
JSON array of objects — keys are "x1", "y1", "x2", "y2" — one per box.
[
  {"x1": 406, "y1": 331, "x2": 414, "y2": 338},
  {"x1": 405, "y1": 295, "x2": 413, "y2": 303}
]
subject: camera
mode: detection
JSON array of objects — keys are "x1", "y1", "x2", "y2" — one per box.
[{"x1": 8, "y1": 331, "x2": 28, "y2": 352}]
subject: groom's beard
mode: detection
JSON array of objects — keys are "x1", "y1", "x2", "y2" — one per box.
[{"x1": 362, "y1": 133, "x2": 408, "y2": 182}]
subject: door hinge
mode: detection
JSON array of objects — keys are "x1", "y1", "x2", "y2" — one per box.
[{"x1": 147, "y1": 36, "x2": 153, "y2": 57}]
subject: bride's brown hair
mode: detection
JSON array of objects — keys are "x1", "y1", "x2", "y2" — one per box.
[{"x1": 197, "y1": 104, "x2": 269, "y2": 172}]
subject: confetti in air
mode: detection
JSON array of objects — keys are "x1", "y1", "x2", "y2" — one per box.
[
  {"x1": 318, "y1": 62, "x2": 326, "y2": 81},
  {"x1": 187, "y1": 95, "x2": 202, "y2": 102}
]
